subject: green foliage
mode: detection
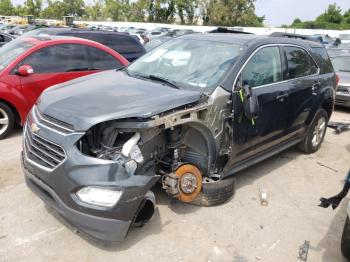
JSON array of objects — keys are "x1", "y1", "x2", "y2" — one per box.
[
  {"x1": 287, "y1": 4, "x2": 350, "y2": 30},
  {"x1": 24, "y1": 0, "x2": 42, "y2": 17},
  {"x1": 199, "y1": 0, "x2": 264, "y2": 27},
  {"x1": 0, "y1": 0, "x2": 263, "y2": 26},
  {"x1": 0, "y1": 0, "x2": 14, "y2": 16}
]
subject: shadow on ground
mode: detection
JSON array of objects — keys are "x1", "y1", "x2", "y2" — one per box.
[{"x1": 316, "y1": 198, "x2": 348, "y2": 262}]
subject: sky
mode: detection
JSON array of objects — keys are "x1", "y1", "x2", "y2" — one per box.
[{"x1": 255, "y1": 0, "x2": 350, "y2": 26}]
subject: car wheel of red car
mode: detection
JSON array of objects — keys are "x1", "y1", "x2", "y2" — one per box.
[{"x1": 0, "y1": 102, "x2": 14, "y2": 140}]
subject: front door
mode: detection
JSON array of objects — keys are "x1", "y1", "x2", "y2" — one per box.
[{"x1": 230, "y1": 46, "x2": 290, "y2": 164}]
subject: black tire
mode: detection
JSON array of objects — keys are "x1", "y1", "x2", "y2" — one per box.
[
  {"x1": 190, "y1": 176, "x2": 236, "y2": 207},
  {"x1": 0, "y1": 102, "x2": 14, "y2": 140},
  {"x1": 298, "y1": 109, "x2": 328, "y2": 154},
  {"x1": 341, "y1": 216, "x2": 350, "y2": 260}
]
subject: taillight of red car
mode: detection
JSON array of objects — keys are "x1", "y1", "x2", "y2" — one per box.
[{"x1": 335, "y1": 74, "x2": 340, "y2": 90}]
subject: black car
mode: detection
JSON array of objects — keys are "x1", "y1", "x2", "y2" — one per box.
[
  {"x1": 8, "y1": 24, "x2": 47, "y2": 36},
  {"x1": 22, "y1": 33, "x2": 336, "y2": 242},
  {"x1": 23, "y1": 28, "x2": 146, "y2": 62},
  {"x1": 0, "y1": 32, "x2": 15, "y2": 47}
]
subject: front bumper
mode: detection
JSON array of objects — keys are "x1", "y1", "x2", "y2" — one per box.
[
  {"x1": 23, "y1": 164, "x2": 131, "y2": 242},
  {"x1": 22, "y1": 108, "x2": 159, "y2": 242}
]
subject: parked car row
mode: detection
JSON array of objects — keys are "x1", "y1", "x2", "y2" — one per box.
[{"x1": 0, "y1": 35, "x2": 128, "y2": 139}]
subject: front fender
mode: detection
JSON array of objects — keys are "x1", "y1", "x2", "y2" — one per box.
[{"x1": 0, "y1": 84, "x2": 29, "y2": 125}]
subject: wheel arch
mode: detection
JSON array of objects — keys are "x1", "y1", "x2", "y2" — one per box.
[{"x1": 0, "y1": 98, "x2": 21, "y2": 125}]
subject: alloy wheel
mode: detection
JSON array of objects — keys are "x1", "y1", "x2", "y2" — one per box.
[
  {"x1": 311, "y1": 116, "x2": 326, "y2": 148},
  {"x1": 0, "y1": 108, "x2": 9, "y2": 136}
]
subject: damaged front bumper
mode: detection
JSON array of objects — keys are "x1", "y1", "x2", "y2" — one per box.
[
  {"x1": 23, "y1": 165, "x2": 132, "y2": 241},
  {"x1": 22, "y1": 109, "x2": 159, "y2": 242}
]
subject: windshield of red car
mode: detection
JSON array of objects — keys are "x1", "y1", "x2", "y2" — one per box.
[{"x1": 0, "y1": 39, "x2": 35, "y2": 72}]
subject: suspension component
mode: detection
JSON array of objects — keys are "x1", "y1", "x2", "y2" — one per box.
[{"x1": 162, "y1": 164, "x2": 202, "y2": 203}]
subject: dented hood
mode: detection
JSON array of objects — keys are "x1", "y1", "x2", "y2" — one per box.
[{"x1": 37, "y1": 70, "x2": 202, "y2": 131}]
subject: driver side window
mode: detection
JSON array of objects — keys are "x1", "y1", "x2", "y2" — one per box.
[{"x1": 242, "y1": 47, "x2": 282, "y2": 88}]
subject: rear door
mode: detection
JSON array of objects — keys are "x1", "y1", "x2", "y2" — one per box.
[
  {"x1": 231, "y1": 46, "x2": 290, "y2": 163},
  {"x1": 282, "y1": 46, "x2": 320, "y2": 136},
  {"x1": 17, "y1": 44, "x2": 94, "y2": 107}
]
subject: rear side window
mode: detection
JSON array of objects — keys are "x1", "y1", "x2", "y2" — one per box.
[
  {"x1": 21, "y1": 44, "x2": 89, "y2": 73},
  {"x1": 312, "y1": 47, "x2": 334, "y2": 74},
  {"x1": 86, "y1": 46, "x2": 122, "y2": 70},
  {"x1": 90, "y1": 34, "x2": 144, "y2": 54},
  {"x1": 242, "y1": 46, "x2": 282, "y2": 88},
  {"x1": 284, "y1": 46, "x2": 318, "y2": 79}
]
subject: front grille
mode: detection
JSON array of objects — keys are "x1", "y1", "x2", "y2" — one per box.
[
  {"x1": 24, "y1": 124, "x2": 66, "y2": 170},
  {"x1": 34, "y1": 106, "x2": 75, "y2": 134}
]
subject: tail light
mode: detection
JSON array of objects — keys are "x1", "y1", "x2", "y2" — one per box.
[{"x1": 335, "y1": 74, "x2": 340, "y2": 90}]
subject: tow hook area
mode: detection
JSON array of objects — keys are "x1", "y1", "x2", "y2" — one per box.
[
  {"x1": 162, "y1": 164, "x2": 202, "y2": 203},
  {"x1": 133, "y1": 191, "x2": 156, "y2": 227}
]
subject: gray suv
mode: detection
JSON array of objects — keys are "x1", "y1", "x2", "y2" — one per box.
[{"x1": 22, "y1": 33, "x2": 336, "y2": 242}]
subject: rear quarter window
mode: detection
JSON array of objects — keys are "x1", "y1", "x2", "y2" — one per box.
[{"x1": 311, "y1": 47, "x2": 334, "y2": 74}]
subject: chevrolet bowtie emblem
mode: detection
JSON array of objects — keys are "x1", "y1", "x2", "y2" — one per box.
[{"x1": 31, "y1": 123, "x2": 40, "y2": 133}]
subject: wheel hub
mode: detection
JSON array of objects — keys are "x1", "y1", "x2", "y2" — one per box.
[
  {"x1": 180, "y1": 172, "x2": 198, "y2": 194},
  {"x1": 312, "y1": 117, "x2": 326, "y2": 148},
  {"x1": 0, "y1": 108, "x2": 9, "y2": 136}
]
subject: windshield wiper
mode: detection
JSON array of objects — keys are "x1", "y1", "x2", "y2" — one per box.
[{"x1": 147, "y1": 74, "x2": 180, "y2": 89}]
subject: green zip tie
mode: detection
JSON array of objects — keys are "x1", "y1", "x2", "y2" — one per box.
[{"x1": 239, "y1": 89, "x2": 244, "y2": 102}]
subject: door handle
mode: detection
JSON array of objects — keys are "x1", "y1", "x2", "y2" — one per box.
[
  {"x1": 312, "y1": 81, "x2": 321, "y2": 94},
  {"x1": 276, "y1": 93, "x2": 288, "y2": 102},
  {"x1": 312, "y1": 81, "x2": 321, "y2": 90}
]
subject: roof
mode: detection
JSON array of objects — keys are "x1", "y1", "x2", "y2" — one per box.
[
  {"x1": 180, "y1": 33, "x2": 324, "y2": 48},
  {"x1": 19, "y1": 35, "x2": 109, "y2": 47}
]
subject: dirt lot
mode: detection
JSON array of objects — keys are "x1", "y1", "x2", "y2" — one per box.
[{"x1": 0, "y1": 108, "x2": 349, "y2": 262}]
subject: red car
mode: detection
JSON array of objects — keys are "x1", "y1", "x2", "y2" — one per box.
[{"x1": 0, "y1": 35, "x2": 129, "y2": 139}]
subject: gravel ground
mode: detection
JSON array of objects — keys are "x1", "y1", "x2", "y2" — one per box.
[{"x1": 0, "y1": 107, "x2": 349, "y2": 262}]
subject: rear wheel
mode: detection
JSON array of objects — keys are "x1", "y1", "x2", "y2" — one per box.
[
  {"x1": 341, "y1": 216, "x2": 350, "y2": 260},
  {"x1": 0, "y1": 102, "x2": 14, "y2": 140},
  {"x1": 298, "y1": 109, "x2": 328, "y2": 154}
]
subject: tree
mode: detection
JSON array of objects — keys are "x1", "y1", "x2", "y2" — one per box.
[
  {"x1": 104, "y1": 0, "x2": 125, "y2": 21},
  {"x1": 62, "y1": 0, "x2": 85, "y2": 17},
  {"x1": 0, "y1": 0, "x2": 14, "y2": 16},
  {"x1": 146, "y1": 0, "x2": 176, "y2": 23},
  {"x1": 13, "y1": 4, "x2": 27, "y2": 16},
  {"x1": 316, "y1": 3, "x2": 343, "y2": 24},
  {"x1": 199, "y1": 0, "x2": 264, "y2": 27},
  {"x1": 175, "y1": 0, "x2": 197, "y2": 24},
  {"x1": 24, "y1": 0, "x2": 42, "y2": 17},
  {"x1": 41, "y1": 0, "x2": 65, "y2": 19},
  {"x1": 85, "y1": 0, "x2": 105, "y2": 21}
]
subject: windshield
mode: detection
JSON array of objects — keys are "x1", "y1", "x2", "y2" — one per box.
[
  {"x1": 127, "y1": 38, "x2": 243, "y2": 91},
  {"x1": 331, "y1": 56, "x2": 350, "y2": 72},
  {"x1": 0, "y1": 38, "x2": 35, "y2": 72}
]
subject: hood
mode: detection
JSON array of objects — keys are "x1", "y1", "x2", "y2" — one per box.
[
  {"x1": 337, "y1": 71, "x2": 350, "y2": 87},
  {"x1": 37, "y1": 70, "x2": 202, "y2": 131}
]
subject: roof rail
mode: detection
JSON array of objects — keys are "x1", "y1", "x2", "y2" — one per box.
[
  {"x1": 209, "y1": 27, "x2": 253, "y2": 35},
  {"x1": 270, "y1": 32, "x2": 321, "y2": 43}
]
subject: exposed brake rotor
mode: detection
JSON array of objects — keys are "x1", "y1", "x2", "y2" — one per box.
[{"x1": 174, "y1": 164, "x2": 202, "y2": 202}]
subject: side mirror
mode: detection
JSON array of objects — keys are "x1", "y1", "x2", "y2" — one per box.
[
  {"x1": 242, "y1": 84, "x2": 259, "y2": 120},
  {"x1": 16, "y1": 65, "x2": 34, "y2": 77}
]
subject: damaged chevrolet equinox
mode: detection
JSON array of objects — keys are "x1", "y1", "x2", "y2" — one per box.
[{"x1": 22, "y1": 33, "x2": 336, "y2": 242}]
